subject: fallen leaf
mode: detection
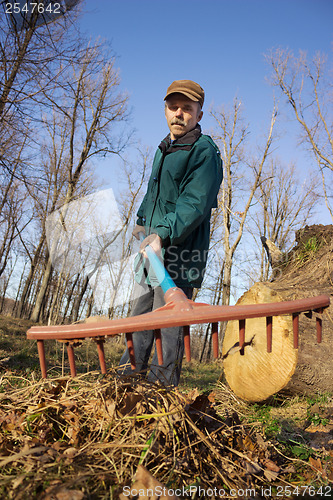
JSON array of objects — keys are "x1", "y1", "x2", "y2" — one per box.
[
  {"x1": 46, "y1": 448, "x2": 57, "y2": 457},
  {"x1": 106, "y1": 400, "x2": 116, "y2": 418},
  {"x1": 283, "y1": 464, "x2": 296, "y2": 474},
  {"x1": 262, "y1": 458, "x2": 280, "y2": 472},
  {"x1": 309, "y1": 456, "x2": 325, "y2": 476},
  {"x1": 51, "y1": 441, "x2": 63, "y2": 451},
  {"x1": 243, "y1": 435, "x2": 256, "y2": 452},
  {"x1": 119, "y1": 465, "x2": 178, "y2": 500},
  {"x1": 49, "y1": 380, "x2": 67, "y2": 396},
  {"x1": 63, "y1": 447, "x2": 78, "y2": 458},
  {"x1": 255, "y1": 432, "x2": 268, "y2": 451},
  {"x1": 56, "y1": 489, "x2": 84, "y2": 500},
  {"x1": 264, "y1": 469, "x2": 279, "y2": 481},
  {"x1": 185, "y1": 388, "x2": 200, "y2": 404},
  {"x1": 117, "y1": 393, "x2": 143, "y2": 416},
  {"x1": 208, "y1": 391, "x2": 216, "y2": 403},
  {"x1": 42, "y1": 487, "x2": 84, "y2": 500},
  {"x1": 156, "y1": 416, "x2": 170, "y2": 436},
  {"x1": 244, "y1": 461, "x2": 261, "y2": 475}
]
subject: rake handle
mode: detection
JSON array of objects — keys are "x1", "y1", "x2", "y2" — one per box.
[{"x1": 138, "y1": 232, "x2": 191, "y2": 361}]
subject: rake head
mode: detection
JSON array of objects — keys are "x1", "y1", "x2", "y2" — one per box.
[{"x1": 27, "y1": 286, "x2": 330, "y2": 378}]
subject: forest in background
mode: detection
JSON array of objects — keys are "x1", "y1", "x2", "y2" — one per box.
[{"x1": 0, "y1": 4, "x2": 332, "y2": 335}]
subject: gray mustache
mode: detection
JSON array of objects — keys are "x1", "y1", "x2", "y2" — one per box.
[{"x1": 171, "y1": 118, "x2": 187, "y2": 126}]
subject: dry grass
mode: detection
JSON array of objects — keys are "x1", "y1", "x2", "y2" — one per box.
[
  {"x1": 1, "y1": 310, "x2": 333, "y2": 498},
  {"x1": 1, "y1": 372, "x2": 332, "y2": 499}
]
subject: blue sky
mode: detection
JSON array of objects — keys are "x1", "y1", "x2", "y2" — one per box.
[{"x1": 79, "y1": 0, "x2": 332, "y2": 220}]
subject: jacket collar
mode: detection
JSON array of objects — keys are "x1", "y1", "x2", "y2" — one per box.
[{"x1": 159, "y1": 124, "x2": 202, "y2": 154}]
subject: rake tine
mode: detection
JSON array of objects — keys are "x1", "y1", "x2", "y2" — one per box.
[
  {"x1": 316, "y1": 317, "x2": 322, "y2": 343},
  {"x1": 37, "y1": 340, "x2": 47, "y2": 378},
  {"x1": 66, "y1": 343, "x2": 77, "y2": 377},
  {"x1": 266, "y1": 316, "x2": 273, "y2": 353},
  {"x1": 154, "y1": 329, "x2": 163, "y2": 365},
  {"x1": 239, "y1": 319, "x2": 245, "y2": 356},
  {"x1": 316, "y1": 308, "x2": 323, "y2": 343},
  {"x1": 126, "y1": 332, "x2": 136, "y2": 370},
  {"x1": 96, "y1": 338, "x2": 107, "y2": 374},
  {"x1": 183, "y1": 325, "x2": 191, "y2": 362},
  {"x1": 212, "y1": 322, "x2": 219, "y2": 358},
  {"x1": 293, "y1": 313, "x2": 299, "y2": 349}
]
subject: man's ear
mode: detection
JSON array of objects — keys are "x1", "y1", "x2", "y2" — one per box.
[{"x1": 197, "y1": 110, "x2": 203, "y2": 122}]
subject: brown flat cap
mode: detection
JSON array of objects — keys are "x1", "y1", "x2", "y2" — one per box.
[{"x1": 164, "y1": 80, "x2": 205, "y2": 108}]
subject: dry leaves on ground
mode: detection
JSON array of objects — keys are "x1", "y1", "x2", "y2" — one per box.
[{"x1": 0, "y1": 372, "x2": 332, "y2": 498}]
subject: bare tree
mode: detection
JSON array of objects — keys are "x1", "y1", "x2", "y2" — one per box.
[
  {"x1": 247, "y1": 159, "x2": 319, "y2": 282},
  {"x1": 267, "y1": 48, "x2": 333, "y2": 219},
  {"x1": 195, "y1": 101, "x2": 277, "y2": 357},
  {"x1": 208, "y1": 99, "x2": 277, "y2": 306},
  {"x1": 15, "y1": 110, "x2": 73, "y2": 318},
  {"x1": 70, "y1": 148, "x2": 150, "y2": 322},
  {"x1": 105, "y1": 149, "x2": 150, "y2": 319},
  {"x1": 0, "y1": 177, "x2": 29, "y2": 278},
  {"x1": 0, "y1": 3, "x2": 81, "y2": 120},
  {"x1": 0, "y1": 1, "x2": 83, "y2": 193},
  {"x1": 0, "y1": 1, "x2": 86, "y2": 312},
  {"x1": 28, "y1": 44, "x2": 129, "y2": 322}
]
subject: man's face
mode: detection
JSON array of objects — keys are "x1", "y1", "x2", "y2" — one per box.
[{"x1": 165, "y1": 93, "x2": 203, "y2": 140}]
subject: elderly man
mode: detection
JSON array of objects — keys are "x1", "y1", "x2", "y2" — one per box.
[{"x1": 119, "y1": 80, "x2": 223, "y2": 386}]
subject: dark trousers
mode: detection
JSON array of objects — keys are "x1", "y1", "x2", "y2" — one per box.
[{"x1": 118, "y1": 283, "x2": 193, "y2": 386}]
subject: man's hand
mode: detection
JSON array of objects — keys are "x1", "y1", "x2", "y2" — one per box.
[
  {"x1": 132, "y1": 225, "x2": 145, "y2": 240},
  {"x1": 140, "y1": 233, "x2": 162, "y2": 257}
]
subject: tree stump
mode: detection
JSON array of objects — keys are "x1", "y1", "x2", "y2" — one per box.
[{"x1": 222, "y1": 224, "x2": 333, "y2": 402}]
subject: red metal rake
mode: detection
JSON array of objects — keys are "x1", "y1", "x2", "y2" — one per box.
[{"x1": 27, "y1": 235, "x2": 330, "y2": 377}]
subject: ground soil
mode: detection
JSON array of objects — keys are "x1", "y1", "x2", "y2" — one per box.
[{"x1": 274, "y1": 224, "x2": 333, "y2": 290}]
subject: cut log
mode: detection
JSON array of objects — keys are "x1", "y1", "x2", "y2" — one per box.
[
  {"x1": 222, "y1": 283, "x2": 332, "y2": 402},
  {"x1": 223, "y1": 225, "x2": 333, "y2": 402},
  {"x1": 222, "y1": 283, "x2": 298, "y2": 402}
]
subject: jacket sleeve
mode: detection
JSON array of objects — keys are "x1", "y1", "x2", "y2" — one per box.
[{"x1": 153, "y1": 140, "x2": 223, "y2": 246}]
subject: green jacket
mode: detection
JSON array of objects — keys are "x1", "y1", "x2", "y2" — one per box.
[{"x1": 137, "y1": 125, "x2": 223, "y2": 288}]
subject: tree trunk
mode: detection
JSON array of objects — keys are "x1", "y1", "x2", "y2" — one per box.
[
  {"x1": 62, "y1": 274, "x2": 80, "y2": 322},
  {"x1": 70, "y1": 276, "x2": 89, "y2": 323},
  {"x1": 222, "y1": 226, "x2": 333, "y2": 402},
  {"x1": 17, "y1": 236, "x2": 46, "y2": 318},
  {"x1": 30, "y1": 257, "x2": 53, "y2": 322}
]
